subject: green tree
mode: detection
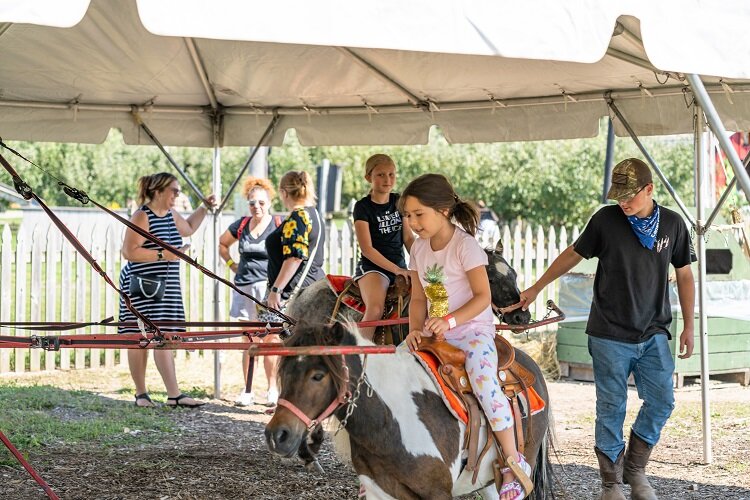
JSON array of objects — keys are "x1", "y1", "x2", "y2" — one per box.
[{"x1": 2, "y1": 123, "x2": 701, "y2": 228}]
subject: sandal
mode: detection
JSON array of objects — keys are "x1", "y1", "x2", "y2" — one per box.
[
  {"x1": 166, "y1": 394, "x2": 206, "y2": 408},
  {"x1": 134, "y1": 393, "x2": 155, "y2": 408},
  {"x1": 498, "y1": 453, "x2": 533, "y2": 500}
]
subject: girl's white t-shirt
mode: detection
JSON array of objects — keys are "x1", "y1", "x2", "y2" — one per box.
[{"x1": 409, "y1": 227, "x2": 495, "y2": 337}]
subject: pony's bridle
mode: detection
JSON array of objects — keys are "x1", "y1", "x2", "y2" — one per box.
[
  {"x1": 492, "y1": 300, "x2": 523, "y2": 321},
  {"x1": 276, "y1": 356, "x2": 352, "y2": 431}
]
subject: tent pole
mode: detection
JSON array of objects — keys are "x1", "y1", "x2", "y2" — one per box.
[
  {"x1": 133, "y1": 113, "x2": 207, "y2": 202},
  {"x1": 318, "y1": 159, "x2": 330, "y2": 216},
  {"x1": 607, "y1": 99, "x2": 697, "y2": 227},
  {"x1": 687, "y1": 74, "x2": 750, "y2": 202},
  {"x1": 602, "y1": 118, "x2": 615, "y2": 203},
  {"x1": 216, "y1": 114, "x2": 280, "y2": 214},
  {"x1": 212, "y1": 115, "x2": 223, "y2": 400},
  {"x1": 694, "y1": 107, "x2": 712, "y2": 464}
]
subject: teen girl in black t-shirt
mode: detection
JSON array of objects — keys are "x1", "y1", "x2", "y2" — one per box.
[{"x1": 352, "y1": 154, "x2": 414, "y2": 340}]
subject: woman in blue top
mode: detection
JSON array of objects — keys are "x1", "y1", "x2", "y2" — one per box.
[{"x1": 219, "y1": 176, "x2": 281, "y2": 407}]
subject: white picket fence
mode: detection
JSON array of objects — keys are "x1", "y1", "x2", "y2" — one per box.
[{"x1": 0, "y1": 209, "x2": 577, "y2": 374}]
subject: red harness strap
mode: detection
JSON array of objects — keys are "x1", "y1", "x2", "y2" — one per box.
[
  {"x1": 0, "y1": 430, "x2": 60, "y2": 500},
  {"x1": 276, "y1": 359, "x2": 351, "y2": 431}
]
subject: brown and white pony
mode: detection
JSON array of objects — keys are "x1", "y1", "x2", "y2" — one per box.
[{"x1": 265, "y1": 322, "x2": 554, "y2": 499}]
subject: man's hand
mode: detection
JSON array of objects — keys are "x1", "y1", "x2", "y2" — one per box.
[
  {"x1": 518, "y1": 285, "x2": 540, "y2": 311},
  {"x1": 678, "y1": 327, "x2": 694, "y2": 359}
]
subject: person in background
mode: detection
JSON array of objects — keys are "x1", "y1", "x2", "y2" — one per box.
[
  {"x1": 477, "y1": 200, "x2": 499, "y2": 236},
  {"x1": 119, "y1": 172, "x2": 216, "y2": 408},
  {"x1": 218, "y1": 177, "x2": 282, "y2": 407},
  {"x1": 261, "y1": 170, "x2": 326, "y2": 407},
  {"x1": 352, "y1": 153, "x2": 414, "y2": 340},
  {"x1": 520, "y1": 158, "x2": 695, "y2": 500}
]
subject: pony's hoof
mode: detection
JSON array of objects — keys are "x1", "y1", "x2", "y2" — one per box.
[{"x1": 306, "y1": 459, "x2": 324, "y2": 474}]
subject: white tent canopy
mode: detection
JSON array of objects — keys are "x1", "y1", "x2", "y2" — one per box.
[
  {"x1": 2, "y1": 0, "x2": 750, "y2": 147},
  {"x1": 3, "y1": 0, "x2": 750, "y2": 463}
]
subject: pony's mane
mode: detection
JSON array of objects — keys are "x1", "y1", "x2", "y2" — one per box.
[
  {"x1": 283, "y1": 321, "x2": 360, "y2": 348},
  {"x1": 280, "y1": 321, "x2": 360, "y2": 395}
]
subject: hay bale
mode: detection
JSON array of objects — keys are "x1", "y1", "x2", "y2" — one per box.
[{"x1": 503, "y1": 329, "x2": 560, "y2": 380}]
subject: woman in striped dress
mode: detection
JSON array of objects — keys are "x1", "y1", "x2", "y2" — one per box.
[{"x1": 119, "y1": 172, "x2": 215, "y2": 408}]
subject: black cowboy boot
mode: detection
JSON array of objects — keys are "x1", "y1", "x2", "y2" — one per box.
[
  {"x1": 595, "y1": 447, "x2": 626, "y2": 500},
  {"x1": 623, "y1": 431, "x2": 658, "y2": 500}
]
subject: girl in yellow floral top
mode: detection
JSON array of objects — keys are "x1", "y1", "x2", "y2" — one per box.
[{"x1": 261, "y1": 171, "x2": 325, "y2": 407}]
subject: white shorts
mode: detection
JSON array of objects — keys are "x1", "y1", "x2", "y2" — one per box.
[{"x1": 230, "y1": 281, "x2": 268, "y2": 320}]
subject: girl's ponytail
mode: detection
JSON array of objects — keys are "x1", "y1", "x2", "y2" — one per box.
[{"x1": 452, "y1": 198, "x2": 479, "y2": 236}]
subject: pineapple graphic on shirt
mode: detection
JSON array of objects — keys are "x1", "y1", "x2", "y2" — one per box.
[{"x1": 424, "y1": 263, "x2": 449, "y2": 317}]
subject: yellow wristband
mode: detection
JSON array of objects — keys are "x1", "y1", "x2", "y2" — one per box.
[{"x1": 226, "y1": 259, "x2": 235, "y2": 267}]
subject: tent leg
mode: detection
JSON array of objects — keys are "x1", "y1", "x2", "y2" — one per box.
[
  {"x1": 212, "y1": 120, "x2": 223, "y2": 400},
  {"x1": 601, "y1": 117, "x2": 615, "y2": 204},
  {"x1": 134, "y1": 114, "x2": 206, "y2": 202},
  {"x1": 216, "y1": 114, "x2": 281, "y2": 214},
  {"x1": 687, "y1": 74, "x2": 750, "y2": 202},
  {"x1": 694, "y1": 108, "x2": 712, "y2": 464},
  {"x1": 606, "y1": 98, "x2": 696, "y2": 227}
]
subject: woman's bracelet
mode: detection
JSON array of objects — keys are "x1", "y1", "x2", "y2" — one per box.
[{"x1": 226, "y1": 259, "x2": 234, "y2": 267}]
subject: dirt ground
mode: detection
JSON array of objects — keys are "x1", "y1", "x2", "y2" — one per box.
[{"x1": 2, "y1": 352, "x2": 749, "y2": 500}]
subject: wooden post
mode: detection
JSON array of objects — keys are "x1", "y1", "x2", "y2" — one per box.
[
  {"x1": 44, "y1": 226, "x2": 59, "y2": 371},
  {"x1": 523, "y1": 224, "x2": 533, "y2": 316},
  {"x1": 104, "y1": 226, "x2": 117, "y2": 368},
  {"x1": 340, "y1": 221, "x2": 352, "y2": 276},
  {"x1": 60, "y1": 225, "x2": 73, "y2": 370},
  {"x1": 89, "y1": 225, "x2": 103, "y2": 369},
  {"x1": 327, "y1": 222, "x2": 339, "y2": 275},
  {"x1": 30, "y1": 224, "x2": 43, "y2": 371},
  {"x1": 14, "y1": 228, "x2": 28, "y2": 373},
  {"x1": 534, "y1": 226, "x2": 545, "y2": 321},
  {"x1": 74, "y1": 224, "x2": 89, "y2": 370}
]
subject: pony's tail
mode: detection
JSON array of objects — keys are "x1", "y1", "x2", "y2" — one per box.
[{"x1": 533, "y1": 410, "x2": 560, "y2": 500}]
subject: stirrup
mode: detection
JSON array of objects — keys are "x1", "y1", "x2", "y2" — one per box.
[{"x1": 501, "y1": 453, "x2": 534, "y2": 498}]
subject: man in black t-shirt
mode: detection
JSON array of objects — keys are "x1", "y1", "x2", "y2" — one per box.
[{"x1": 520, "y1": 158, "x2": 695, "y2": 500}]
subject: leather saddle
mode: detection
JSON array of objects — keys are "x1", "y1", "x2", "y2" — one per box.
[
  {"x1": 327, "y1": 274, "x2": 410, "y2": 344},
  {"x1": 417, "y1": 335, "x2": 537, "y2": 484}
]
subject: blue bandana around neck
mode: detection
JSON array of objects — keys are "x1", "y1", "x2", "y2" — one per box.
[{"x1": 626, "y1": 201, "x2": 660, "y2": 249}]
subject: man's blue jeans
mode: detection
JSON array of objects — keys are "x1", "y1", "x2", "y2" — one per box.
[{"x1": 588, "y1": 334, "x2": 675, "y2": 463}]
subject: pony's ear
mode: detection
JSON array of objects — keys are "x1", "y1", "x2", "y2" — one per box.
[
  {"x1": 330, "y1": 321, "x2": 348, "y2": 344},
  {"x1": 494, "y1": 239, "x2": 504, "y2": 254}
]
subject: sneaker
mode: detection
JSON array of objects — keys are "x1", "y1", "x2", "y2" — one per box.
[
  {"x1": 235, "y1": 391, "x2": 255, "y2": 407},
  {"x1": 265, "y1": 388, "x2": 279, "y2": 407}
]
